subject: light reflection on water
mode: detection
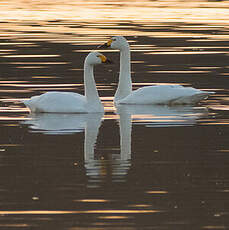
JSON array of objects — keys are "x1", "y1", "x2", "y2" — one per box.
[
  {"x1": 19, "y1": 105, "x2": 211, "y2": 188},
  {"x1": 0, "y1": 0, "x2": 229, "y2": 229}
]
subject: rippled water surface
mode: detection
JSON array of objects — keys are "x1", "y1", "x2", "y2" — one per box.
[{"x1": 1, "y1": 0, "x2": 229, "y2": 229}]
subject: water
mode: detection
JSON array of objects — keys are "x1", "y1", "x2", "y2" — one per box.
[{"x1": 0, "y1": 0, "x2": 229, "y2": 229}]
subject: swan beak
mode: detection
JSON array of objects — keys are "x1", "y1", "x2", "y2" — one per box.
[
  {"x1": 99, "y1": 55, "x2": 113, "y2": 64},
  {"x1": 98, "y1": 39, "x2": 112, "y2": 48}
]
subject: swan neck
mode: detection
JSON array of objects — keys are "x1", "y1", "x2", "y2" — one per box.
[
  {"x1": 115, "y1": 46, "x2": 132, "y2": 102},
  {"x1": 120, "y1": 46, "x2": 131, "y2": 75},
  {"x1": 84, "y1": 62, "x2": 101, "y2": 104}
]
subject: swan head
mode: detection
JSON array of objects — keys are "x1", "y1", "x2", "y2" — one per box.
[
  {"x1": 85, "y1": 52, "x2": 112, "y2": 65},
  {"x1": 98, "y1": 36, "x2": 129, "y2": 50}
]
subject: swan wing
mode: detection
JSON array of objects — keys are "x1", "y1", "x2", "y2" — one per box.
[
  {"x1": 23, "y1": 91, "x2": 87, "y2": 113},
  {"x1": 117, "y1": 85, "x2": 213, "y2": 105}
]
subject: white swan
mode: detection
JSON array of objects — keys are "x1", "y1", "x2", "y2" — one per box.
[
  {"x1": 99, "y1": 36, "x2": 214, "y2": 105},
  {"x1": 22, "y1": 52, "x2": 111, "y2": 113}
]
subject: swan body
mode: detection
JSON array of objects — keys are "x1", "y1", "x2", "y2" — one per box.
[
  {"x1": 23, "y1": 92, "x2": 87, "y2": 113},
  {"x1": 23, "y1": 52, "x2": 110, "y2": 113},
  {"x1": 100, "y1": 36, "x2": 214, "y2": 105},
  {"x1": 116, "y1": 84, "x2": 211, "y2": 105}
]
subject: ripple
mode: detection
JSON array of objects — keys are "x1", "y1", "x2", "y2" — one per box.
[
  {"x1": 0, "y1": 209, "x2": 162, "y2": 215},
  {"x1": 2, "y1": 54, "x2": 60, "y2": 58},
  {"x1": 0, "y1": 2, "x2": 229, "y2": 230}
]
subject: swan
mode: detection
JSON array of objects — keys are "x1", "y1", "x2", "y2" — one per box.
[
  {"x1": 22, "y1": 52, "x2": 111, "y2": 113},
  {"x1": 99, "y1": 36, "x2": 214, "y2": 105}
]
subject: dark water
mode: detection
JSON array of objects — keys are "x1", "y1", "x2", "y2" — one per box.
[{"x1": 1, "y1": 1, "x2": 229, "y2": 229}]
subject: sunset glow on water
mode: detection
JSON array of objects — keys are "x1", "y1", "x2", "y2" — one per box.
[{"x1": 0, "y1": 0, "x2": 229, "y2": 229}]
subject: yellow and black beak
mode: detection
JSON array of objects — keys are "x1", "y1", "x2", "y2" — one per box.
[
  {"x1": 99, "y1": 54, "x2": 113, "y2": 64},
  {"x1": 98, "y1": 39, "x2": 112, "y2": 48}
]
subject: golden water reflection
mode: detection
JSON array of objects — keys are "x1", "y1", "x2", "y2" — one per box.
[
  {"x1": 0, "y1": 1, "x2": 229, "y2": 229},
  {"x1": 1, "y1": 0, "x2": 229, "y2": 23},
  {"x1": 16, "y1": 104, "x2": 214, "y2": 189},
  {"x1": 0, "y1": 209, "x2": 161, "y2": 215}
]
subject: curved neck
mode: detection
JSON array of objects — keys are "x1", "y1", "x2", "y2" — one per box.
[
  {"x1": 114, "y1": 46, "x2": 132, "y2": 102},
  {"x1": 84, "y1": 62, "x2": 101, "y2": 104}
]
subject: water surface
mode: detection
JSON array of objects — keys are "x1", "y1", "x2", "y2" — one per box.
[{"x1": 0, "y1": 0, "x2": 229, "y2": 229}]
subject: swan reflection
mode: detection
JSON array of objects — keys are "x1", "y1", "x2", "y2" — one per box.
[
  {"x1": 116, "y1": 104, "x2": 209, "y2": 127},
  {"x1": 113, "y1": 104, "x2": 210, "y2": 182},
  {"x1": 21, "y1": 104, "x2": 209, "y2": 185},
  {"x1": 22, "y1": 113, "x2": 105, "y2": 184},
  {"x1": 22, "y1": 113, "x2": 103, "y2": 135},
  {"x1": 22, "y1": 111, "x2": 132, "y2": 184},
  {"x1": 84, "y1": 110, "x2": 132, "y2": 184}
]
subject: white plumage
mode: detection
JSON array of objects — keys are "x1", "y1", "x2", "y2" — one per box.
[
  {"x1": 23, "y1": 52, "x2": 110, "y2": 113},
  {"x1": 23, "y1": 92, "x2": 87, "y2": 113},
  {"x1": 118, "y1": 85, "x2": 212, "y2": 105},
  {"x1": 100, "y1": 36, "x2": 214, "y2": 105}
]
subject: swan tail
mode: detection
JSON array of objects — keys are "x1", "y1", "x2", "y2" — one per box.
[
  {"x1": 21, "y1": 99, "x2": 29, "y2": 105},
  {"x1": 21, "y1": 97, "x2": 41, "y2": 113},
  {"x1": 21, "y1": 99, "x2": 33, "y2": 112}
]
